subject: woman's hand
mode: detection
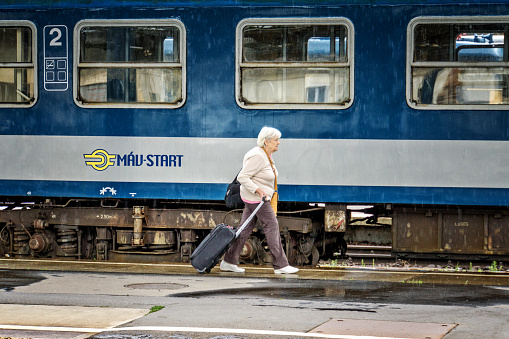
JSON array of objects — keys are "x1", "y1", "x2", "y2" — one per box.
[{"x1": 255, "y1": 188, "x2": 267, "y2": 201}]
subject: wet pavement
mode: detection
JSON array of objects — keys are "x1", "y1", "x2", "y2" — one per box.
[
  {"x1": 0, "y1": 269, "x2": 46, "y2": 292},
  {"x1": 171, "y1": 278, "x2": 509, "y2": 307},
  {"x1": 1, "y1": 258, "x2": 509, "y2": 308},
  {"x1": 2, "y1": 267, "x2": 508, "y2": 307},
  {"x1": 0, "y1": 258, "x2": 508, "y2": 339}
]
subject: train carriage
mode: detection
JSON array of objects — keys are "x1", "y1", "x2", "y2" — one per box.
[{"x1": 0, "y1": 0, "x2": 509, "y2": 264}]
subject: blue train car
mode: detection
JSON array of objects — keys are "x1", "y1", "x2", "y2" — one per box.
[{"x1": 0, "y1": 0, "x2": 508, "y2": 263}]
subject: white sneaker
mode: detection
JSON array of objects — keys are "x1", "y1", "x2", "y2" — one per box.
[
  {"x1": 220, "y1": 260, "x2": 245, "y2": 273},
  {"x1": 274, "y1": 265, "x2": 299, "y2": 274}
]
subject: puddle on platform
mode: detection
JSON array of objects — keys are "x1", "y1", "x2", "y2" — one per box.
[
  {"x1": 0, "y1": 269, "x2": 46, "y2": 291},
  {"x1": 172, "y1": 279, "x2": 509, "y2": 306}
]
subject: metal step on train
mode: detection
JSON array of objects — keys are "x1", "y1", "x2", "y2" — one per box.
[{"x1": 346, "y1": 245, "x2": 392, "y2": 259}]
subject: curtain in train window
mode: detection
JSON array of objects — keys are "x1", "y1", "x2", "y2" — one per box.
[
  {"x1": 410, "y1": 21, "x2": 509, "y2": 108},
  {"x1": 77, "y1": 24, "x2": 183, "y2": 107},
  {"x1": 0, "y1": 26, "x2": 34, "y2": 105},
  {"x1": 238, "y1": 21, "x2": 352, "y2": 108}
]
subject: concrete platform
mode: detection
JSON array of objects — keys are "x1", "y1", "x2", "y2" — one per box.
[
  {"x1": 0, "y1": 304, "x2": 147, "y2": 328},
  {"x1": 0, "y1": 304, "x2": 147, "y2": 339},
  {"x1": 0, "y1": 259, "x2": 508, "y2": 339}
]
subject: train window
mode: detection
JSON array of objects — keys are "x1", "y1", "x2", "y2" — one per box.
[
  {"x1": 408, "y1": 17, "x2": 509, "y2": 109},
  {"x1": 0, "y1": 22, "x2": 36, "y2": 107},
  {"x1": 236, "y1": 18, "x2": 354, "y2": 109},
  {"x1": 74, "y1": 20, "x2": 186, "y2": 108}
]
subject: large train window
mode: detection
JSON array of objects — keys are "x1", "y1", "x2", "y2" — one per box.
[
  {"x1": 236, "y1": 18, "x2": 354, "y2": 110},
  {"x1": 0, "y1": 21, "x2": 36, "y2": 107},
  {"x1": 74, "y1": 20, "x2": 185, "y2": 108},
  {"x1": 408, "y1": 17, "x2": 509, "y2": 110}
]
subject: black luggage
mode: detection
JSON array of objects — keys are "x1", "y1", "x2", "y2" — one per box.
[{"x1": 190, "y1": 199, "x2": 265, "y2": 274}]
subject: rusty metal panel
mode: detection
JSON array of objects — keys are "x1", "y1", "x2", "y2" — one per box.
[
  {"x1": 146, "y1": 209, "x2": 223, "y2": 229},
  {"x1": 0, "y1": 208, "x2": 132, "y2": 227},
  {"x1": 324, "y1": 207, "x2": 347, "y2": 232},
  {"x1": 442, "y1": 213, "x2": 484, "y2": 251},
  {"x1": 309, "y1": 318, "x2": 456, "y2": 338},
  {"x1": 488, "y1": 215, "x2": 509, "y2": 250},
  {"x1": 394, "y1": 210, "x2": 439, "y2": 252},
  {"x1": 0, "y1": 207, "x2": 312, "y2": 233}
]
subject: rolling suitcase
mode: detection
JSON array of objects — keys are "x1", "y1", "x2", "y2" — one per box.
[{"x1": 190, "y1": 199, "x2": 265, "y2": 274}]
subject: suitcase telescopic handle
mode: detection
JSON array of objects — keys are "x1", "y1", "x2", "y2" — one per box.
[{"x1": 235, "y1": 198, "x2": 267, "y2": 238}]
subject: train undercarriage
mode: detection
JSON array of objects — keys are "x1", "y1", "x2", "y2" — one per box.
[
  {"x1": 0, "y1": 198, "x2": 348, "y2": 266},
  {"x1": 1, "y1": 198, "x2": 508, "y2": 264}
]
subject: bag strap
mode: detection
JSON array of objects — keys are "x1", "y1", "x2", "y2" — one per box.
[
  {"x1": 262, "y1": 147, "x2": 277, "y2": 192},
  {"x1": 233, "y1": 168, "x2": 242, "y2": 181}
]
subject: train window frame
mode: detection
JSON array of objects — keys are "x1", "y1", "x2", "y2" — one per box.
[
  {"x1": 73, "y1": 19, "x2": 186, "y2": 109},
  {"x1": 236, "y1": 18, "x2": 354, "y2": 110},
  {"x1": 407, "y1": 16, "x2": 509, "y2": 110},
  {"x1": 0, "y1": 21, "x2": 37, "y2": 108}
]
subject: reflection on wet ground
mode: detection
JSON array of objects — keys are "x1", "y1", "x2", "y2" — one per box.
[
  {"x1": 0, "y1": 269, "x2": 46, "y2": 291},
  {"x1": 172, "y1": 279, "x2": 509, "y2": 307}
]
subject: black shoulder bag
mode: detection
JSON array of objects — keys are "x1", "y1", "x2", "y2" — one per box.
[{"x1": 224, "y1": 171, "x2": 244, "y2": 209}]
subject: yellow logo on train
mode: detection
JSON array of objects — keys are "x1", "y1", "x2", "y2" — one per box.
[{"x1": 84, "y1": 149, "x2": 116, "y2": 171}]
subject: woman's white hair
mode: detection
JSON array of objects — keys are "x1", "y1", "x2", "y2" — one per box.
[{"x1": 257, "y1": 126, "x2": 282, "y2": 147}]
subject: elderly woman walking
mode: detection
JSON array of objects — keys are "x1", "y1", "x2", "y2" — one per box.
[{"x1": 220, "y1": 126, "x2": 299, "y2": 274}]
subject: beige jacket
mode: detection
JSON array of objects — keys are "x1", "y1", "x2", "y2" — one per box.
[{"x1": 238, "y1": 146, "x2": 278, "y2": 202}]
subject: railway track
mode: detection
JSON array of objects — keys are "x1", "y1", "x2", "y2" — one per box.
[{"x1": 337, "y1": 245, "x2": 508, "y2": 274}]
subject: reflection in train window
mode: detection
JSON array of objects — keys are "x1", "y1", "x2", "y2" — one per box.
[
  {"x1": 0, "y1": 22, "x2": 36, "y2": 107},
  {"x1": 236, "y1": 18, "x2": 354, "y2": 109},
  {"x1": 74, "y1": 20, "x2": 186, "y2": 108},
  {"x1": 408, "y1": 17, "x2": 509, "y2": 109}
]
